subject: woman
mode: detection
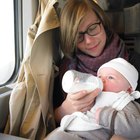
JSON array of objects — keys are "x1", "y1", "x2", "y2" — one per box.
[{"x1": 49, "y1": 0, "x2": 140, "y2": 139}]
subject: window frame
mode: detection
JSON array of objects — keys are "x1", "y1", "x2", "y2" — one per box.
[{"x1": 0, "y1": 0, "x2": 23, "y2": 87}]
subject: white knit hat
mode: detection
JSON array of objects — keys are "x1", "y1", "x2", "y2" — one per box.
[{"x1": 97, "y1": 58, "x2": 138, "y2": 90}]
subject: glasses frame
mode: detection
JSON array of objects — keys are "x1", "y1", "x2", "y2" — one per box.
[{"x1": 77, "y1": 21, "x2": 101, "y2": 43}]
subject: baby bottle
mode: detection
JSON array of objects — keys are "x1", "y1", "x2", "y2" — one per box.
[{"x1": 62, "y1": 70, "x2": 103, "y2": 94}]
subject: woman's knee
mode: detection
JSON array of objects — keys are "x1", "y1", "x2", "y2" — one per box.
[
  {"x1": 45, "y1": 129, "x2": 68, "y2": 140},
  {"x1": 44, "y1": 128, "x2": 82, "y2": 140}
]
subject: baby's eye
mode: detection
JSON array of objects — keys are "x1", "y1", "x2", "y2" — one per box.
[{"x1": 108, "y1": 76, "x2": 114, "y2": 79}]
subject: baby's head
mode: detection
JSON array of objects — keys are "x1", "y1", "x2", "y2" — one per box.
[{"x1": 97, "y1": 58, "x2": 138, "y2": 92}]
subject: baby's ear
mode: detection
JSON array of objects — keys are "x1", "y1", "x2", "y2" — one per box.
[{"x1": 127, "y1": 86, "x2": 133, "y2": 94}]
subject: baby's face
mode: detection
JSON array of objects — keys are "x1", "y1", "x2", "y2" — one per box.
[{"x1": 97, "y1": 67, "x2": 131, "y2": 93}]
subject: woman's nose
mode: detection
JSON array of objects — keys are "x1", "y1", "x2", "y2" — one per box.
[{"x1": 84, "y1": 34, "x2": 92, "y2": 44}]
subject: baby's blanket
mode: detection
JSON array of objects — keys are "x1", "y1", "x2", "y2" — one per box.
[{"x1": 60, "y1": 91, "x2": 140, "y2": 131}]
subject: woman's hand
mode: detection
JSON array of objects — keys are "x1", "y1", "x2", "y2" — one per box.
[
  {"x1": 55, "y1": 88, "x2": 100, "y2": 122},
  {"x1": 65, "y1": 88, "x2": 100, "y2": 112}
]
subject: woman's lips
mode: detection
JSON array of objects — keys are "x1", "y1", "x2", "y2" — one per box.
[{"x1": 86, "y1": 43, "x2": 99, "y2": 51}]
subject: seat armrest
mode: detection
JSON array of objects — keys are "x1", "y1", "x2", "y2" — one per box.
[
  {"x1": 0, "y1": 87, "x2": 12, "y2": 132},
  {"x1": 0, "y1": 133, "x2": 30, "y2": 140}
]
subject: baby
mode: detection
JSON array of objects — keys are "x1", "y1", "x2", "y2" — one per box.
[{"x1": 59, "y1": 58, "x2": 140, "y2": 139}]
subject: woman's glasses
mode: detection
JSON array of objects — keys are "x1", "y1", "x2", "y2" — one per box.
[{"x1": 77, "y1": 21, "x2": 101, "y2": 43}]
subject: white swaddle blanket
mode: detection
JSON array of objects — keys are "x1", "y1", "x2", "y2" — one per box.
[{"x1": 60, "y1": 91, "x2": 140, "y2": 131}]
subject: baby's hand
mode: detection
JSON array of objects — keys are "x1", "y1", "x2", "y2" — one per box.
[{"x1": 95, "y1": 108, "x2": 102, "y2": 124}]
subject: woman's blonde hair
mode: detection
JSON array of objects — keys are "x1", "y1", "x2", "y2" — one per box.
[{"x1": 60, "y1": 0, "x2": 110, "y2": 57}]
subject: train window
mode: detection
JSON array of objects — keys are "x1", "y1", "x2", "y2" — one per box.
[{"x1": 0, "y1": 0, "x2": 22, "y2": 86}]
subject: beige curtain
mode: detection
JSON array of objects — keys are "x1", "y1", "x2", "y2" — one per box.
[{"x1": 4, "y1": 0, "x2": 60, "y2": 139}]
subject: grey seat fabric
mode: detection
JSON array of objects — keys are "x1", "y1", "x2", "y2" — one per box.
[
  {"x1": 0, "y1": 133, "x2": 30, "y2": 140},
  {"x1": 106, "y1": 3, "x2": 140, "y2": 54},
  {"x1": 0, "y1": 87, "x2": 12, "y2": 132}
]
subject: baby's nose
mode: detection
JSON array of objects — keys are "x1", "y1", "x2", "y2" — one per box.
[{"x1": 100, "y1": 77, "x2": 105, "y2": 83}]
